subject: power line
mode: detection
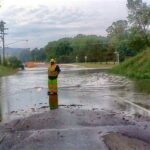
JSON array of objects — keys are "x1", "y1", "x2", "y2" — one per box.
[
  {"x1": 6, "y1": 40, "x2": 28, "y2": 46},
  {"x1": 0, "y1": 20, "x2": 8, "y2": 64}
]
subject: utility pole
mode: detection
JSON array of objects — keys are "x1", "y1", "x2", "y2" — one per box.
[{"x1": 0, "y1": 21, "x2": 8, "y2": 64}]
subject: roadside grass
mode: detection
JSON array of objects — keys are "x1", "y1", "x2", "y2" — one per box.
[
  {"x1": 0, "y1": 65, "x2": 17, "y2": 121},
  {"x1": 110, "y1": 49, "x2": 150, "y2": 93},
  {"x1": 133, "y1": 79, "x2": 150, "y2": 93},
  {"x1": 0, "y1": 65, "x2": 16, "y2": 77},
  {"x1": 110, "y1": 49, "x2": 150, "y2": 79},
  {"x1": 76, "y1": 62, "x2": 116, "y2": 69}
]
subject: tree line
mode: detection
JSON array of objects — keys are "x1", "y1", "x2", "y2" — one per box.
[{"x1": 17, "y1": 0, "x2": 150, "y2": 64}]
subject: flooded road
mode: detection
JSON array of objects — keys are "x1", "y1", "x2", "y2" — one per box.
[{"x1": 0, "y1": 65, "x2": 150, "y2": 121}]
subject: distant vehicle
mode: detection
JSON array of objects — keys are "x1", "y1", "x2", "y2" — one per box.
[{"x1": 18, "y1": 64, "x2": 25, "y2": 70}]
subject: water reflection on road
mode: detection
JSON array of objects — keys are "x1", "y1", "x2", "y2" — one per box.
[{"x1": 0, "y1": 65, "x2": 150, "y2": 121}]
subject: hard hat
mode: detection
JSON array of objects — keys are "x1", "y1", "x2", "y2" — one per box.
[{"x1": 50, "y1": 59, "x2": 55, "y2": 63}]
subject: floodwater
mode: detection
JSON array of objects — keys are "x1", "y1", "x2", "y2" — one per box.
[{"x1": 0, "y1": 65, "x2": 150, "y2": 121}]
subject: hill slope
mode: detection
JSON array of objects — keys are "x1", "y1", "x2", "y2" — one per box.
[
  {"x1": 6, "y1": 47, "x2": 26, "y2": 57},
  {"x1": 111, "y1": 49, "x2": 150, "y2": 79}
]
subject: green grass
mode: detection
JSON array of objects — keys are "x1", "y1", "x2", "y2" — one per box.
[
  {"x1": 76, "y1": 62, "x2": 116, "y2": 69},
  {"x1": 111, "y1": 49, "x2": 150, "y2": 79},
  {"x1": 133, "y1": 79, "x2": 150, "y2": 93},
  {"x1": 0, "y1": 65, "x2": 16, "y2": 77},
  {"x1": 111, "y1": 49, "x2": 150, "y2": 93},
  {"x1": 0, "y1": 65, "x2": 16, "y2": 121}
]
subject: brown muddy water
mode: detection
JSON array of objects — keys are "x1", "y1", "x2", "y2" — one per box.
[{"x1": 0, "y1": 65, "x2": 150, "y2": 121}]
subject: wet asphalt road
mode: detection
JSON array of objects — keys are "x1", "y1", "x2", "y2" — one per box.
[
  {"x1": 0, "y1": 65, "x2": 150, "y2": 121},
  {"x1": 0, "y1": 65, "x2": 150, "y2": 150},
  {"x1": 0, "y1": 108, "x2": 150, "y2": 150}
]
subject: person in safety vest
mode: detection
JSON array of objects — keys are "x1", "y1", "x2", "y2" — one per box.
[{"x1": 48, "y1": 59, "x2": 61, "y2": 95}]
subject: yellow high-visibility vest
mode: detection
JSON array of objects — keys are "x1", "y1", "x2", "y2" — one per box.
[{"x1": 48, "y1": 64, "x2": 58, "y2": 77}]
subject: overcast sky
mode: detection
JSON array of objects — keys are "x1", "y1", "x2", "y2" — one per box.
[{"x1": 0, "y1": 0, "x2": 149, "y2": 49}]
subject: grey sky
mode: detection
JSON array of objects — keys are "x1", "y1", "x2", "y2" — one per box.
[{"x1": 0, "y1": 0, "x2": 149, "y2": 49}]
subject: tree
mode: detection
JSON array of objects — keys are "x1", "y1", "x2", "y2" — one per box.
[
  {"x1": 127, "y1": 0, "x2": 150, "y2": 46},
  {"x1": 30, "y1": 48, "x2": 46, "y2": 62},
  {"x1": 106, "y1": 20, "x2": 128, "y2": 49},
  {"x1": 19, "y1": 49, "x2": 31, "y2": 62},
  {"x1": 106, "y1": 20, "x2": 128, "y2": 61},
  {"x1": 116, "y1": 40, "x2": 137, "y2": 61},
  {"x1": 106, "y1": 20, "x2": 128, "y2": 39},
  {"x1": 106, "y1": 20, "x2": 128, "y2": 47},
  {"x1": 44, "y1": 41, "x2": 58, "y2": 62},
  {"x1": 55, "y1": 40, "x2": 73, "y2": 57},
  {"x1": 8, "y1": 56, "x2": 22, "y2": 68},
  {"x1": 127, "y1": 27, "x2": 147, "y2": 52},
  {"x1": 44, "y1": 34, "x2": 115, "y2": 63}
]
